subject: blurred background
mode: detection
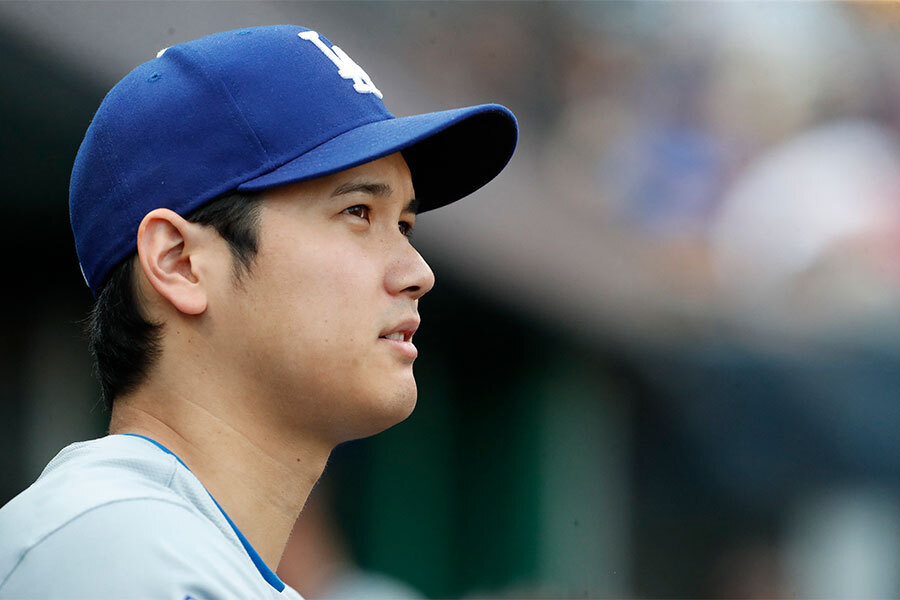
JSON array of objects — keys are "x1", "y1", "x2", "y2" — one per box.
[{"x1": 4, "y1": 1, "x2": 900, "y2": 597}]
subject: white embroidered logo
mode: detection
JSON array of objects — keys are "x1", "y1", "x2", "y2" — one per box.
[{"x1": 298, "y1": 31, "x2": 383, "y2": 99}]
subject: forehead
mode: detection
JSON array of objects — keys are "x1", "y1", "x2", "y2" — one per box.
[{"x1": 262, "y1": 152, "x2": 414, "y2": 205}]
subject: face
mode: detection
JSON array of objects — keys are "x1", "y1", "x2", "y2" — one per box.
[{"x1": 210, "y1": 152, "x2": 434, "y2": 444}]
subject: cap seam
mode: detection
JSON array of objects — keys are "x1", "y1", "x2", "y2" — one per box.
[
  {"x1": 235, "y1": 113, "x2": 393, "y2": 189},
  {"x1": 86, "y1": 129, "x2": 135, "y2": 291},
  {"x1": 96, "y1": 124, "x2": 136, "y2": 228},
  {"x1": 179, "y1": 44, "x2": 271, "y2": 163}
]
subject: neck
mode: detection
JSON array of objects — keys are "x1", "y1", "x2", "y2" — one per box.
[{"x1": 109, "y1": 385, "x2": 333, "y2": 570}]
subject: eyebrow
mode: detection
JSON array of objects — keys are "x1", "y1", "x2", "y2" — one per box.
[{"x1": 331, "y1": 180, "x2": 420, "y2": 214}]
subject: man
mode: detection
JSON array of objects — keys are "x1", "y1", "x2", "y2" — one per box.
[{"x1": 0, "y1": 25, "x2": 516, "y2": 599}]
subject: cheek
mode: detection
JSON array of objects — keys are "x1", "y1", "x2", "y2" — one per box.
[
  {"x1": 249, "y1": 239, "x2": 381, "y2": 364},
  {"x1": 225, "y1": 233, "x2": 417, "y2": 440}
]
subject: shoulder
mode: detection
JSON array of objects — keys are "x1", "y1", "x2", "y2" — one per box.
[
  {"x1": 0, "y1": 498, "x2": 259, "y2": 598},
  {"x1": 0, "y1": 435, "x2": 183, "y2": 565},
  {"x1": 0, "y1": 435, "x2": 267, "y2": 598}
]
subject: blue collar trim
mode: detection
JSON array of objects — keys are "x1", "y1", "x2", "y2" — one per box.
[{"x1": 120, "y1": 433, "x2": 286, "y2": 593}]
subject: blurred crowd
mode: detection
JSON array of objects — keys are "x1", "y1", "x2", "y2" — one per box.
[
  {"x1": 398, "y1": 2, "x2": 900, "y2": 347},
  {"x1": 392, "y1": 4, "x2": 900, "y2": 597}
]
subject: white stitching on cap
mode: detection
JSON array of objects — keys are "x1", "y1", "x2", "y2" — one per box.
[{"x1": 298, "y1": 31, "x2": 383, "y2": 99}]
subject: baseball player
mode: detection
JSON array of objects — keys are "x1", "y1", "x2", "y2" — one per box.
[{"x1": 0, "y1": 25, "x2": 516, "y2": 599}]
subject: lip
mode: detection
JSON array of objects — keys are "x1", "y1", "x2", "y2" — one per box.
[{"x1": 378, "y1": 318, "x2": 420, "y2": 360}]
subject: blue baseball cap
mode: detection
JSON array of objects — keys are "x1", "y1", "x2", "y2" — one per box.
[{"x1": 69, "y1": 24, "x2": 518, "y2": 296}]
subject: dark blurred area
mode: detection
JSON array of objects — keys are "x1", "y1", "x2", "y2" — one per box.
[{"x1": 5, "y1": 2, "x2": 900, "y2": 598}]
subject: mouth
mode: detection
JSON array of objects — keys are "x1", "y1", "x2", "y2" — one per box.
[
  {"x1": 379, "y1": 330, "x2": 414, "y2": 342},
  {"x1": 378, "y1": 318, "x2": 419, "y2": 341},
  {"x1": 378, "y1": 318, "x2": 420, "y2": 359}
]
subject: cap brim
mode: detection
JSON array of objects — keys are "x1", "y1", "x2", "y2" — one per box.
[{"x1": 238, "y1": 103, "x2": 518, "y2": 212}]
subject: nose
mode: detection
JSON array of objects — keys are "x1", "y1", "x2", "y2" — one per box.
[{"x1": 385, "y1": 243, "x2": 435, "y2": 300}]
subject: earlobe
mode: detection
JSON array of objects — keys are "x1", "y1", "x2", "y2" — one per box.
[{"x1": 136, "y1": 208, "x2": 208, "y2": 316}]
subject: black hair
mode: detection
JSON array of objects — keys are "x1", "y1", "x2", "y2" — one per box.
[{"x1": 87, "y1": 191, "x2": 263, "y2": 411}]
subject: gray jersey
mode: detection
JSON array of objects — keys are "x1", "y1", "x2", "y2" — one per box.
[{"x1": 0, "y1": 434, "x2": 303, "y2": 599}]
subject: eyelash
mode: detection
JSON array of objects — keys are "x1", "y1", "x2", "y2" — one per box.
[{"x1": 343, "y1": 205, "x2": 414, "y2": 238}]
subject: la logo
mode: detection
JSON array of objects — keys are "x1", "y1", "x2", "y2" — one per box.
[{"x1": 299, "y1": 31, "x2": 383, "y2": 99}]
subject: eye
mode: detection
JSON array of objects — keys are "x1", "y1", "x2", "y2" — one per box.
[
  {"x1": 399, "y1": 220, "x2": 414, "y2": 238},
  {"x1": 342, "y1": 205, "x2": 370, "y2": 221}
]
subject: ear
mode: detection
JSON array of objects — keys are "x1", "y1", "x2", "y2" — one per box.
[{"x1": 136, "y1": 208, "x2": 208, "y2": 315}]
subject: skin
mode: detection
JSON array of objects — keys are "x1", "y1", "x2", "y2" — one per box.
[{"x1": 109, "y1": 152, "x2": 434, "y2": 570}]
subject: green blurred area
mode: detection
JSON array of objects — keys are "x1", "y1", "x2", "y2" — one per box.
[{"x1": 327, "y1": 281, "x2": 631, "y2": 598}]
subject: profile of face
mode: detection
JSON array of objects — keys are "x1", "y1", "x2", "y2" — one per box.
[{"x1": 210, "y1": 152, "x2": 435, "y2": 444}]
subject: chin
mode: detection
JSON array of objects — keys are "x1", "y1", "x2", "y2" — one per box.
[{"x1": 345, "y1": 380, "x2": 418, "y2": 441}]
